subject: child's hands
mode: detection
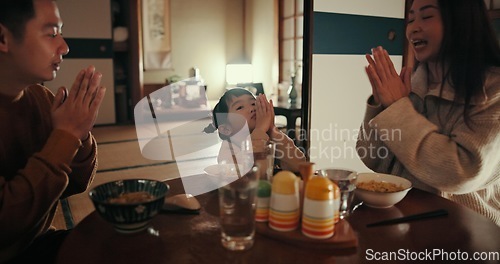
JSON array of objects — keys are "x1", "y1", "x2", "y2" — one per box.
[
  {"x1": 267, "y1": 98, "x2": 276, "y2": 134},
  {"x1": 254, "y1": 94, "x2": 274, "y2": 134}
]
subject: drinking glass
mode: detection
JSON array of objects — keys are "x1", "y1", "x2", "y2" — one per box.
[
  {"x1": 240, "y1": 139, "x2": 275, "y2": 222},
  {"x1": 248, "y1": 139, "x2": 275, "y2": 181},
  {"x1": 219, "y1": 166, "x2": 259, "y2": 250},
  {"x1": 317, "y1": 168, "x2": 358, "y2": 219}
]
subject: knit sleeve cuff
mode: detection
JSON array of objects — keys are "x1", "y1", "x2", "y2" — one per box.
[
  {"x1": 37, "y1": 129, "x2": 81, "y2": 168},
  {"x1": 364, "y1": 95, "x2": 384, "y2": 122},
  {"x1": 73, "y1": 132, "x2": 95, "y2": 162},
  {"x1": 250, "y1": 129, "x2": 270, "y2": 141}
]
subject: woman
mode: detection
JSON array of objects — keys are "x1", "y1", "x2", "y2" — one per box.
[{"x1": 357, "y1": 0, "x2": 500, "y2": 225}]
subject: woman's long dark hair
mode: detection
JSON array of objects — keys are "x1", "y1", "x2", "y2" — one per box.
[{"x1": 412, "y1": 0, "x2": 500, "y2": 126}]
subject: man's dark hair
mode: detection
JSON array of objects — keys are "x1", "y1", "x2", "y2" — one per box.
[{"x1": 0, "y1": 0, "x2": 36, "y2": 40}]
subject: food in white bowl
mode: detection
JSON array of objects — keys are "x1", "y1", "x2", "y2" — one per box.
[{"x1": 355, "y1": 173, "x2": 412, "y2": 208}]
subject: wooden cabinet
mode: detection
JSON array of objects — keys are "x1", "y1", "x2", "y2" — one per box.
[{"x1": 112, "y1": 0, "x2": 144, "y2": 123}]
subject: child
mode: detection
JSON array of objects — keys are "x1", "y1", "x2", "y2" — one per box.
[{"x1": 204, "y1": 88, "x2": 305, "y2": 172}]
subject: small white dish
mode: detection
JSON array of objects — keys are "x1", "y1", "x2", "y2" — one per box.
[
  {"x1": 204, "y1": 164, "x2": 242, "y2": 177},
  {"x1": 165, "y1": 194, "x2": 201, "y2": 211}
]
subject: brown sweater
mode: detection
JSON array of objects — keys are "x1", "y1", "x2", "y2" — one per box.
[
  {"x1": 357, "y1": 65, "x2": 500, "y2": 226},
  {"x1": 0, "y1": 84, "x2": 97, "y2": 262}
]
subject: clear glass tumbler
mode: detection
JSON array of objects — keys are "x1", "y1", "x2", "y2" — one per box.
[
  {"x1": 317, "y1": 168, "x2": 358, "y2": 219},
  {"x1": 219, "y1": 166, "x2": 258, "y2": 250}
]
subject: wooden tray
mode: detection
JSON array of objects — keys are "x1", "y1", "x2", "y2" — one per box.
[{"x1": 256, "y1": 220, "x2": 358, "y2": 252}]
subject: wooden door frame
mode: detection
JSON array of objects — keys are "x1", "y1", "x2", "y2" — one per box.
[
  {"x1": 301, "y1": 0, "x2": 312, "y2": 154},
  {"x1": 128, "y1": 0, "x2": 144, "y2": 111},
  {"x1": 301, "y1": 0, "x2": 412, "y2": 157}
]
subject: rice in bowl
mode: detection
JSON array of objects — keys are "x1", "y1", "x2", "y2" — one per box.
[
  {"x1": 357, "y1": 180, "x2": 406, "y2": 193},
  {"x1": 355, "y1": 173, "x2": 412, "y2": 208}
]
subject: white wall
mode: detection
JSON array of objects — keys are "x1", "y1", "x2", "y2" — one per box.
[
  {"x1": 45, "y1": 0, "x2": 115, "y2": 125},
  {"x1": 315, "y1": 0, "x2": 405, "y2": 18},
  {"x1": 245, "y1": 0, "x2": 278, "y2": 95},
  {"x1": 144, "y1": 0, "x2": 276, "y2": 100},
  {"x1": 57, "y1": 0, "x2": 112, "y2": 38},
  {"x1": 143, "y1": 0, "x2": 234, "y2": 100},
  {"x1": 309, "y1": 0, "x2": 405, "y2": 173}
]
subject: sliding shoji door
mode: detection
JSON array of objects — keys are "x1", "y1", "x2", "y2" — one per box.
[{"x1": 305, "y1": 0, "x2": 406, "y2": 172}]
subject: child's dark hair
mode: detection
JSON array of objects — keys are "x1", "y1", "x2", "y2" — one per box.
[{"x1": 203, "y1": 88, "x2": 255, "y2": 140}]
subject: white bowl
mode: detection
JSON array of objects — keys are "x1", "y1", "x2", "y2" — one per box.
[
  {"x1": 355, "y1": 173, "x2": 412, "y2": 208},
  {"x1": 204, "y1": 164, "x2": 239, "y2": 177}
]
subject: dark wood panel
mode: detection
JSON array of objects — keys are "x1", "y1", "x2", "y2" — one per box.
[
  {"x1": 64, "y1": 38, "x2": 113, "y2": 59},
  {"x1": 143, "y1": 83, "x2": 166, "y2": 96}
]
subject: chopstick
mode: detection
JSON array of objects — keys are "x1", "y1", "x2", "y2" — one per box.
[
  {"x1": 160, "y1": 207, "x2": 200, "y2": 215},
  {"x1": 367, "y1": 209, "x2": 448, "y2": 227}
]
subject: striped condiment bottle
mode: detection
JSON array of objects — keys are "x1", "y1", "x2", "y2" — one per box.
[
  {"x1": 255, "y1": 179, "x2": 272, "y2": 222},
  {"x1": 269, "y1": 171, "x2": 300, "y2": 231},
  {"x1": 301, "y1": 173, "x2": 336, "y2": 239}
]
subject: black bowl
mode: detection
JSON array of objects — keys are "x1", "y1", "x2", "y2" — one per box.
[{"x1": 89, "y1": 179, "x2": 169, "y2": 233}]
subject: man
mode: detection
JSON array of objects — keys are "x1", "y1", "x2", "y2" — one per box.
[{"x1": 0, "y1": 0, "x2": 106, "y2": 262}]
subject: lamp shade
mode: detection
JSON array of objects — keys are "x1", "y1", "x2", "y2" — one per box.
[{"x1": 226, "y1": 64, "x2": 253, "y2": 84}]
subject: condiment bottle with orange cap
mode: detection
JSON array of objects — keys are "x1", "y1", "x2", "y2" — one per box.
[
  {"x1": 301, "y1": 173, "x2": 339, "y2": 239},
  {"x1": 269, "y1": 171, "x2": 300, "y2": 231}
]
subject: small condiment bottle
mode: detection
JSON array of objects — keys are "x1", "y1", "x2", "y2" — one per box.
[
  {"x1": 301, "y1": 173, "x2": 337, "y2": 239},
  {"x1": 254, "y1": 143, "x2": 273, "y2": 222},
  {"x1": 269, "y1": 171, "x2": 300, "y2": 231},
  {"x1": 255, "y1": 179, "x2": 272, "y2": 222}
]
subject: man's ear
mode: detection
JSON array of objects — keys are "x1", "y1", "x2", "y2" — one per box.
[
  {"x1": 0, "y1": 24, "x2": 10, "y2": 53},
  {"x1": 218, "y1": 124, "x2": 233, "y2": 137}
]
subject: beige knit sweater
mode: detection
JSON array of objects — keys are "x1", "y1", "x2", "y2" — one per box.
[{"x1": 356, "y1": 65, "x2": 500, "y2": 226}]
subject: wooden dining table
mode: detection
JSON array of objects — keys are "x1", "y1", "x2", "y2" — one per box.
[{"x1": 56, "y1": 175, "x2": 500, "y2": 264}]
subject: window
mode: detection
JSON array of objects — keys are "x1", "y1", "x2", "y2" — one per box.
[{"x1": 279, "y1": 0, "x2": 304, "y2": 85}]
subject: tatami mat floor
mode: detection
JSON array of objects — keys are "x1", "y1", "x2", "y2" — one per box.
[{"x1": 52, "y1": 121, "x2": 219, "y2": 229}]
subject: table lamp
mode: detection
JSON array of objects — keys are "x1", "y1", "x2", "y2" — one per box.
[{"x1": 226, "y1": 64, "x2": 253, "y2": 87}]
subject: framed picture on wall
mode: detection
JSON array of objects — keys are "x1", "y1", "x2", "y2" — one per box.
[{"x1": 142, "y1": 0, "x2": 173, "y2": 70}]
